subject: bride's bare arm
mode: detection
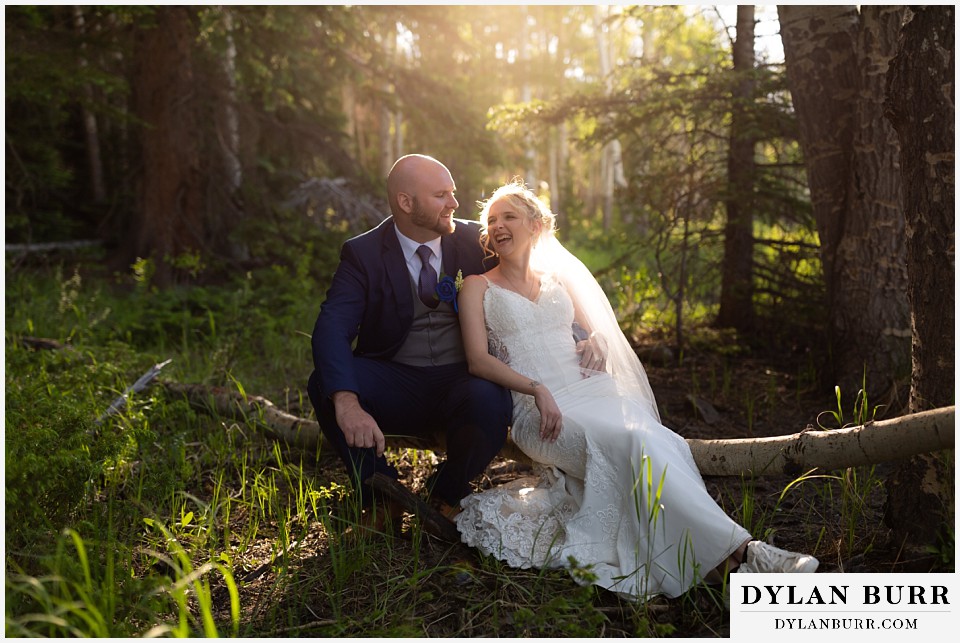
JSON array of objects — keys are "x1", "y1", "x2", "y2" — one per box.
[{"x1": 459, "y1": 274, "x2": 562, "y2": 441}]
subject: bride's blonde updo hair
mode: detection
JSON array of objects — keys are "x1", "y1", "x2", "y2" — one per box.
[{"x1": 478, "y1": 177, "x2": 557, "y2": 256}]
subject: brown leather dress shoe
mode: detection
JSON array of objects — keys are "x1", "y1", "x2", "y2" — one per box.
[
  {"x1": 430, "y1": 497, "x2": 463, "y2": 522},
  {"x1": 366, "y1": 473, "x2": 461, "y2": 542},
  {"x1": 359, "y1": 499, "x2": 405, "y2": 532}
]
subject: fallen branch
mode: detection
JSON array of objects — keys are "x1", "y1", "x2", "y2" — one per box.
[
  {"x1": 161, "y1": 381, "x2": 325, "y2": 448},
  {"x1": 5, "y1": 239, "x2": 102, "y2": 255},
  {"x1": 689, "y1": 406, "x2": 955, "y2": 476},
  {"x1": 159, "y1": 382, "x2": 954, "y2": 477},
  {"x1": 24, "y1": 335, "x2": 951, "y2": 475},
  {"x1": 97, "y1": 359, "x2": 173, "y2": 424},
  {"x1": 19, "y1": 336, "x2": 77, "y2": 353}
]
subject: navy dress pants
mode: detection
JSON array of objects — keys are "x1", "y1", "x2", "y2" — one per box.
[{"x1": 308, "y1": 359, "x2": 512, "y2": 508}]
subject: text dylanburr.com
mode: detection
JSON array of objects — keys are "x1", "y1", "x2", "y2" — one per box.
[{"x1": 731, "y1": 573, "x2": 956, "y2": 640}]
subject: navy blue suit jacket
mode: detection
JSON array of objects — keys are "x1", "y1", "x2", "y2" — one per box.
[{"x1": 311, "y1": 216, "x2": 494, "y2": 399}]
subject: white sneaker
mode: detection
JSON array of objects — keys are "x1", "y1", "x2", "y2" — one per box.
[{"x1": 738, "y1": 541, "x2": 819, "y2": 574}]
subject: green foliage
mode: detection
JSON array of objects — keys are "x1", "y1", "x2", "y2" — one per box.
[
  {"x1": 510, "y1": 592, "x2": 607, "y2": 637},
  {"x1": 6, "y1": 4, "x2": 823, "y2": 354},
  {"x1": 5, "y1": 6, "x2": 83, "y2": 241},
  {"x1": 5, "y1": 6, "x2": 135, "y2": 243},
  {"x1": 5, "y1": 244, "x2": 340, "y2": 397},
  {"x1": 7, "y1": 243, "x2": 909, "y2": 636},
  {"x1": 5, "y1": 520, "x2": 240, "y2": 638},
  {"x1": 925, "y1": 522, "x2": 955, "y2": 570},
  {"x1": 4, "y1": 346, "x2": 123, "y2": 551},
  {"x1": 485, "y1": 5, "x2": 823, "y2": 351},
  {"x1": 6, "y1": 527, "x2": 150, "y2": 637},
  {"x1": 4, "y1": 5, "x2": 899, "y2": 634},
  {"x1": 817, "y1": 372, "x2": 883, "y2": 431},
  {"x1": 5, "y1": 257, "x2": 313, "y2": 634}
]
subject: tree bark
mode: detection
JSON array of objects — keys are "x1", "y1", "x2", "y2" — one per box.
[
  {"x1": 883, "y1": 5, "x2": 955, "y2": 547},
  {"x1": 394, "y1": 109, "x2": 404, "y2": 161},
  {"x1": 72, "y1": 5, "x2": 107, "y2": 205},
  {"x1": 688, "y1": 406, "x2": 954, "y2": 477},
  {"x1": 778, "y1": 5, "x2": 910, "y2": 398},
  {"x1": 161, "y1": 382, "x2": 955, "y2": 478},
  {"x1": 378, "y1": 26, "x2": 396, "y2": 178},
  {"x1": 218, "y1": 8, "x2": 242, "y2": 197},
  {"x1": 778, "y1": 5, "x2": 858, "y2": 290},
  {"x1": 717, "y1": 5, "x2": 757, "y2": 332},
  {"x1": 521, "y1": 5, "x2": 537, "y2": 188},
  {"x1": 548, "y1": 126, "x2": 564, "y2": 219},
  {"x1": 208, "y1": 7, "x2": 248, "y2": 264},
  {"x1": 594, "y1": 5, "x2": 626, "y2": 232},
  {"x1": 837, "y1": 5, "x2": 910, "y2": 394},
  {"x1": 131, "y1": 6, "x2": 205, "y2": 286},
  {"x1": 885, "y1": 6, "x2": 956, "y2": 415}
]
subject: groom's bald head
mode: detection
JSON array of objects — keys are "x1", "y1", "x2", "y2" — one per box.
[
  {"x1": 385, "y1": 154, "x2": 459, "y2": 241},
  {"x1": 387, "y1": 154, "x2": 448, "y2": 216}
]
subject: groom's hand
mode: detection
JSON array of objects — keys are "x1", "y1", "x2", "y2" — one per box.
[{"x1": 333, "y1": 391, "x2": 386, "y2": 456}]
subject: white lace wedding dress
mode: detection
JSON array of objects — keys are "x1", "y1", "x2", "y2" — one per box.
[{"x1": 455, "y1": 276, "x2": 751, "y2": 600}]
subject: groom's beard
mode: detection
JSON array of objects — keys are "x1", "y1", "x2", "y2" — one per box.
[{"x1": 411, "y1": 197, "x2": 456, "y2": 237}]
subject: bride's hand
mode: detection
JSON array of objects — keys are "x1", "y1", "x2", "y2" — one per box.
[
  {"x1": 576, "y1": 335, "x2": 607, "y2": 377},
  {"x1": 533, "y1": 387, "x2": 563, "y2": 442}
]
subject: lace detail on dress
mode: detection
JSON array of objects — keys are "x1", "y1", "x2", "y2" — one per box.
[
  {"x1": 458, "y1": 274, "x2": 752, "y2": 601},
  {"x1": 481, "y1": 275, "x2": 577, "y2": 390},
  {"x1": 457, "y1": 467, "x2": 576, "y2": 569}
]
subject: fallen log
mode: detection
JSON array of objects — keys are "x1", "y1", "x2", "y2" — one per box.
[
  {"x1": 20, "y1": 336, "x2": 76, "y2": 352},
  {"x1": 162, "y1": 381, "x2": 325, "y2": 446},
  {"x1": 23, "y1": 336, "x2": 951, "y2": 477},
  {"x1": 160, "y1": 382, "x2": 954, "y2": 477},
  {"x1": 160, "y1": 381, "x2": 533, "y2": 461},
  {"x1": 688, "y1": 406, "x2": 955, "y2": 476},
  {"x1": 5, "y1": 239, "x2": 102, "y2": 255}
]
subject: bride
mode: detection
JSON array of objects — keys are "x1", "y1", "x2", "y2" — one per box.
[{"x1": 454, "y1": 179, "x2": 818, "y2": 600}]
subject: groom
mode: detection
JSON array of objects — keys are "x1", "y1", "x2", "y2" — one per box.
[{"x1": 307, "y1": 154, "x2": 512, "y2": 525}]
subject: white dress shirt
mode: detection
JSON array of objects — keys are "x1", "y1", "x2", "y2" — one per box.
[{"x1": 395, "y1": 228, "x2": 443, "y2": 286}]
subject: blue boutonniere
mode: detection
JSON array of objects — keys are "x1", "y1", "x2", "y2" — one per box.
[{"x1": 435, "y1": 269, "x2": 464, "y2": 312}]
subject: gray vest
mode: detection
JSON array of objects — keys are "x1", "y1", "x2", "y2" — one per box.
[{"x1": 392, "y1": 276, "x2": 466, "y2": 366}]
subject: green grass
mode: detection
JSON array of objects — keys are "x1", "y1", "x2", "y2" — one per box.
[{"x1": 5, "y1": 254, "x2": 940, "y2": 637}]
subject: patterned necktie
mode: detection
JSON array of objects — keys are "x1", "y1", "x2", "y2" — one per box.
[{"x1": 416, "y1": 245, "x2": 439, "y2": 308}]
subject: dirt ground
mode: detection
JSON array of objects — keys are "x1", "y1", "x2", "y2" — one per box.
[{"x1": 224, "y1": 348, "x2": 949, "y2": 636}]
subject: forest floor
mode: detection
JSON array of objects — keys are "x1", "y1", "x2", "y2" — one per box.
[
  {"x1": 207, "y1": 345, "x2": 949, "y2": 638},
  {"x1": 6, "y1": 258, "x2": 950, "y2": 637}
]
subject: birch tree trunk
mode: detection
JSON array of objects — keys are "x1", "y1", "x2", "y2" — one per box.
[
  {"x1": 394, "y1": 110, "x2": 404, "y2": 161},
  {"x1": 212, "y1": 7, "x2": 247, "y2": 263},
  {"x1": 601, "y1": 145, "x2": 613, "y2": 231},
  {"x1": 688, "y1": 406, "x2": 954, "y2": 477},
  {"x1": 219, "y1": 8, "x2": 242, "y2": 196},
  {"x1": 72, "y1": 5, "x2": 107, "y2": 204},
  {"x1": 342, "y1": 83, "x2": 360, "y2": 161},
  {"x1": 160, "y1": 382, "x2": 955, "y2": 478},
  {"x1": 594, "y1": 5, "x2": 626, "y2": 231},
  {"x1": 520, "y1": 5, "x2": 536, "y2": 188},
  {"x1": 558, "y1": 121, "x2": 569, "y2": 215},
  {"x1": 778, "y1": 5, "x2": 910, "y2": 398},
  {"x1": 379, "y1": 28, "x2": 396, "y2": 178},
  {"x1": 883, "y1": 5, "x2": 955, "y2": 547},
  {"x1": 548, "y1": 126, "x2": 560, "y2": 214}
]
